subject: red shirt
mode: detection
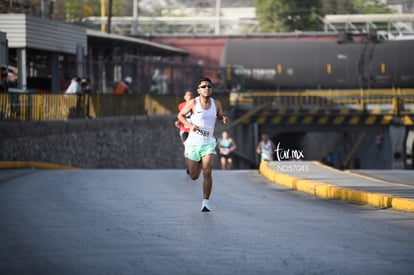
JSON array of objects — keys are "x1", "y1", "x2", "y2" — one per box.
[
  {"x1": 114, "y1": 81, "x2": 128, "y2": 94},
  {"x1": 178, "y1": 101, "x2": 191, "y2": 133}
]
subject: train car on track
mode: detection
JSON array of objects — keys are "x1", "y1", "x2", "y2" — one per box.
[{"x1": 220, "y1": 38, "x2": 414, "y2": 91}]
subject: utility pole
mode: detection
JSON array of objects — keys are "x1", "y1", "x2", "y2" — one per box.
[
  {"x1": 215, "y1": 0, "x2": 221, "y2": 34},
  {"x1": 107, "y1": 0, "x2": 113, "y2": 33},
  {"x1": 131, "y1": 0, "x2": 139, "y2": 36},
  {"x1": 40, "y1": 0, "x2": 47, "y2": 18}
]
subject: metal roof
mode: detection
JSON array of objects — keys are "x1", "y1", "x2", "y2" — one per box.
[
  {"x1": 0, "y1": 14, "x2": 87, "y2": 54},
  {"x1": 86, "y1": 29, "x2": 190, "y2": 57},
  {"x1": 0, "y1": 14, "x2": 189, "y2": 57}
]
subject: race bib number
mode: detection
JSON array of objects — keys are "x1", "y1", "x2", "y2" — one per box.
[
  {"x1": 195, "y1": 127, "x2": 212, "y2": 137},
  {"x1": 195, "y1": 128, "x2": 210, "y2": 137}
]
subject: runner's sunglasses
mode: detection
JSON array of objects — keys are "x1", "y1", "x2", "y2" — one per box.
[{"x1": 198, "y1": 84, "x2": 212, "y2": 89}]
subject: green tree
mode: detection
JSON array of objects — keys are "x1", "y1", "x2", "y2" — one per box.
[
  {"x1": 351, "y1": 0, "x2": 392, "y2": 14},
  {"x1": 62, "y1": 0, "x2": 122, "y2": 21},
  {"x1": 256, "y1": 0, "x2": 322, "y2": 32},
  {"x1": 256, "y1": 0, "x2": 392, "y2": 32},
  {"x1": 320, "y1": 0, "x2": 354, "y2": 14}
]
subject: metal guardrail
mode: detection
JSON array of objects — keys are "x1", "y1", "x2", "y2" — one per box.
[
  {"x1": 0, "y1": 93, "x2": 91, "y2": 121},
  {"x1": 230, "y1": 89, "x2": 414, "y2": 115},
  {"x1": 2, "y1": 89, "x2": 414, "y2": 122},
  {"x1": 0, "y1": 93, "x2": 151, "y2": 121},
  {"x1": 0, "y1": 93, "x2": 231, "y2": 122}
]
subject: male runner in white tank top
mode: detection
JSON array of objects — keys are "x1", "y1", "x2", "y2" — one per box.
[{"x1": 177, "y1": 77, "x2": 229, "y2": 212}]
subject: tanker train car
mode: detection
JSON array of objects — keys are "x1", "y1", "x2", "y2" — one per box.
[{"x1": 220, "y1": 39, "x2": 414, "y2": 91}]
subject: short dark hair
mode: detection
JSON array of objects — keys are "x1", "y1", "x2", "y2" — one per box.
[{"x1": 197, "y1": 77, "x2": 212, "y2": 87}]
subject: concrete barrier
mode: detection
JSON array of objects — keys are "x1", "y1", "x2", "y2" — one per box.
[{"x1": 259, "y1": 161, "x2": 414, "y2": 212}]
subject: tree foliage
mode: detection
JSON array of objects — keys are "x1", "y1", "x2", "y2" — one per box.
[
  {"x1": 351, "y1": 0, "x2": 392, "y2": 14},
  {"x1": 54, "y1": 0, "x2": 393, "y2": 32},
  {"x1": 59, "y1": 0, "x2": 123, "y2": 21},
  {"x1": 256, "y1": 0, "x2": 392, "y2": 32},
  {"x1": 320, "y1": 0, "x2": 354, "y2": 14},
  {"x1": 256, "y1": 0, "x2": 322, "y2": 32}
]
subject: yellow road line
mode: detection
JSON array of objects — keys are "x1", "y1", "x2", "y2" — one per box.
[{"x1": 0, "y1": 161, "x2": 78, "y2": 170}]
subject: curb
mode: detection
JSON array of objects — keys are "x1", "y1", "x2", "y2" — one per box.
[
  {"x1": 0, "y1": 161, "x2": 78, "y2": 170},
  {"x1": 259, "y1": 161, "x2": 414, "y2": 213}
]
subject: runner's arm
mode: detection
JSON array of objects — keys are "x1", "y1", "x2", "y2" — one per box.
[
  {"x1": 178, "y1": 99, "x2": 196, "y2": 131},
  {"x1": 230, "y1": 139, "x2": 237, "y2": 152},
  {"x1": 256, "y1": 143, "x2": 261, "y2": 154},
  {"x1": 271, "y1": 141, "x2": 276, "y2": 152},
  {"x1": 215, "y1": 100, "x2": 228, "y2": 124},
  {"x1": 175, "y1": 103, "x2": 183, "y2": 127}
]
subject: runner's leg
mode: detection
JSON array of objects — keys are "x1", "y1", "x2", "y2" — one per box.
[
  {"x1": 227, "y1": 157, "x2": 233, "y2": 170},
  {"x1": 201, "y1": 154, "x2": 215, "y2": 199},
  {"x1": 220, "y1": 156, "x2": 226, "y2": 170},
  {"x1": 186, "y1": 158, "x2": 202, "y2": 180}
]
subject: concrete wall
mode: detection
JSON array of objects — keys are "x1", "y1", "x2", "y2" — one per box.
[
  {"x1": 0, "y1": 114, "x2": 404, "y2": 170},
  {"x1": 0, "y1": 115, "x2": 188, "y2": 169}
]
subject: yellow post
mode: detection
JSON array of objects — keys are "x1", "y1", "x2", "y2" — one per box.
[
  {"x1": 359, "y1": 88, "x2": 365, "y2": 111},
  {"x1": 35, "y1": 95, "x2": 41, "y2": 120},
  {"x1": 380, "y1": 63, "x2": 386, "y2": 74},
  {"x1": 326, "y1": 64, "x2": 332, "y2": 74},
  {"x1": 276, "y1": 64, "x2": 282, "y2": 75},
  {"x1": 101, "y1": 0, "x2": 106, "y2": 32},
  {"x1": 226, "y1": 65, "x2": 232, "y2": 81}
]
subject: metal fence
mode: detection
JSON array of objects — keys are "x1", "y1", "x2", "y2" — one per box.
[
  {"x1": 87, "y1": 57, "x2": 230, "y2": 96},
  {"x1": 1, "y1": 93, "x2": 88, "y2": 121},
  {"x1": 0, "y1": 93, "x2": 168, "y2": 121},
  {"x1": 230, "y1": 88, "x2": 414, "y2": 115},
  {"x1": 2, "y1": 89, "x2": 414, "y2": 122}
]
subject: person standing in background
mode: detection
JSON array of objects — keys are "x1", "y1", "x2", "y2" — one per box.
[
  {"x1": 65, "y1": 75, "x2": 81, "y2": 95},
  {"x1": 80, "y1": 77, "x2": 92, "y2": 95},
  {"x1": 218, "y1": 130, "x2": 237, "y2": 170},
  {"x1": 81, "y1": 77, "x2": 92, "y2": 118},
  {"x1": 114, "y1": 76, "x2": 132, "y2": 94},
  {"x1": 1, "y1": 65, "x2": 21, "y2": 119},
  {"x1": 256, "y1": 134, "x2": 276, "y2": 162},
  {"x1": 0, "y1": 66, "x2": 9, "y2": 92}
]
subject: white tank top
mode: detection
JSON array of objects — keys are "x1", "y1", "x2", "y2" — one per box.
[
  {"x1": 185, "y1": 97, "x2": 217, "y2": 145},
  {"x1": 260, "y1": 141, "x2": 274, "y2": 161}
]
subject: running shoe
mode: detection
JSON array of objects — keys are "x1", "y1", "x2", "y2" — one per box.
[{"x1": 201, "y1": 199, "x2": 210, "y2": 212}]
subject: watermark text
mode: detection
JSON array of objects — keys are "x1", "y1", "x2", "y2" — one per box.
[{"x1": 275, "y1": 142, "x2": 304, "y2": 161}]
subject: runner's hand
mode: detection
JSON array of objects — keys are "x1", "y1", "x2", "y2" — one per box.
[
  {"x1": 190, "y1": 124, "x2": 199, "y2": 132},
  {"x1": 222, "y1": 116, "x2": 229, "y2": 124}
]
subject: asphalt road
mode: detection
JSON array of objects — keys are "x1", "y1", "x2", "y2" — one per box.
[{"x1": 0, "y1": 169, "x2": 413, "y2": 275}]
